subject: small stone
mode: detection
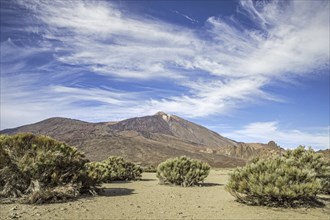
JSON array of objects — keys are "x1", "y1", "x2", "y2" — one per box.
[
  {"x1": 60, "y1": 207, "x2": 66, "y2": 211},
  {"x1": 10, "y1": 206, "x2": 18, "y2": 211},
  {"x1": 9, "y1": 213, "x2": 19, "y2": 219},
  {"x1": 36, "y1": 213, "x2": 41, "y2": 216}
]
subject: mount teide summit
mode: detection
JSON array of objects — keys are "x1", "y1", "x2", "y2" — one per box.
[{"x1": 1, "y1": 112, "x2": 282, "y2": 167}]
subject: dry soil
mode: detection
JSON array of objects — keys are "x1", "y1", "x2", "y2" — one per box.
[{"x1": 1, "y1": 170, "x2": 329, "y2": 219}]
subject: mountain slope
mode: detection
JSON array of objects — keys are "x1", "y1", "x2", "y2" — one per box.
[
  {"x1": 111, "y1": 112, "x2": 238, "y2": 147},
  {"x1": 0, "y1": 112, "x2": 282, "y2": 167}
]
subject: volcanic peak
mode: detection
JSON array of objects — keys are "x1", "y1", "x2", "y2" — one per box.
[{"x1": 155, "y1": 111, "x2": 171, "y2": 122}]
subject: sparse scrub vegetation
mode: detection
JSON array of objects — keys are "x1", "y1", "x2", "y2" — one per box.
[
  {"x1": 0, "y1": 133, "x2": 99, "y2": 204},
  {"x1": 102, "y1": 156, "x2": 142, "y2": 181},
  {"x1": 282, "y1": 146, "x2": 330, "y2": 194},
  {"x1": 0, "y1": 134, "x2": 143, "y2": 204},
  {"x1": 226, "y1": 146, "x2": 329, "y2": 207},
  {"x1": 156, "y1": 156, "x2": 210, "y2": 187},
  {"x1": 85, "y1": 156, "x2": 142, "y2": 182},
  {"x1": 85, "y1": 161, "x2": 110, "y2": 184}
]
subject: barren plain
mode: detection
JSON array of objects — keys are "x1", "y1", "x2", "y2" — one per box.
[{"x1": 1, "y1": 170, "x2": 329, "y2": 220}]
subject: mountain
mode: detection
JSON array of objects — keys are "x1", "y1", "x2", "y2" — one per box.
[
  {"x1": 317, "y1": 149, "x2": 330, "y2": 160},
  {"x1": 0, "y1": 112, "x2": 282, "y2": 167}
]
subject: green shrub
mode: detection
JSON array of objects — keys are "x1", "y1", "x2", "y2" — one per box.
[
  {"x1": 85, "y1": 161, "x2": 110, "y2": 184},
  {"x1": 320, "y1": 165, "x2": 330, "y2": 194},
  {"x1": 84, "y1": 157, "x2": 142, "y2": 183},
  {"x1": 101, "y1": 156, "x2": 142, "y2": 181},
  {"x1": 226, "y1": 146, "x2": 327, "y2": 207},
  {"x1": 156, "y1": 156, "x2": 210, "y2": 187},
  {"x1": 85, "y1": 157, "x2": 142, "y2": 182},
  {"x1": 0, "y1": 133, "x2": 99, "y2": 204},
  {"x1": 283, "y1": 146, "x2": 330, "y2": 194}
]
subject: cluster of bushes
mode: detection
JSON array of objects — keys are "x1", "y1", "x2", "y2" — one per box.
[
  {"x1": 0, "y1": 133, "x2": 142, "y2": 204},
  {"x1": 0, "y1": 133, "x2": 98, "y2": 204},
  {"x1": 2, "y1": 132, "x2": 328, "y2": 209},
  {"x1": 226, "y1": 146, "x2": 330, "y2": 207},
  {"x1": 87, "y1": 156, "x2": 142, "y2": 182},
  {"x1": 156, "y1": 156, "x2": 210, "y2": 187}
]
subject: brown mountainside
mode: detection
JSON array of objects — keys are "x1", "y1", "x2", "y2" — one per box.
[{"x1": 1, "y1": 112, "x2": 282, "y2": 167}]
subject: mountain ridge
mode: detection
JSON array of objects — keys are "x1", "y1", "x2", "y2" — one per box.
[{"x1": 0, "y1": 112, "x2": 283, "y2": 167}]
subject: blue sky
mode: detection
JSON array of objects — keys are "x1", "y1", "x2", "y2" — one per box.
[{"x1": 0, "y1": 0, "x2": 329, "y2": 150}]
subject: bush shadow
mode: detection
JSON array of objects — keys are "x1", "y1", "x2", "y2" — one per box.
[
  {"x1": 108, "y1": 181, "x2": 132, "y2": 184},
  {"x1": 307, "y1": 199, "x2": 325, "y2": 208},
  {"x1": 200, "y1": 182, "x2": 223, "y2": 187},
  {"x1": 99, "y1": 188, "x2": 135, "y2": 197},
  {"x1": 239, "y1": 198, "x2": 326, "y2": 209},
  {"x1": 139, "y1": 178, "x2": 156, "y2": 182}
]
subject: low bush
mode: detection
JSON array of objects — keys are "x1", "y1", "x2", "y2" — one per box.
[
  {"x1": 101, "y1": 156, "x2": 142, "y2": 181},
  {"x1": 156, "y1": 156, "x2": 210, "y2": 187},
  {"x1": 85, "y1": 157, "x2": 142, "y2": 182},
  {"x1": 283, "y1": 146, "x2": 330, "y2": 194},
  {"x1": 226, "y1": 146, "x2": 328, "y2": 207},
  {"x1": 85, "y1": 161, "x2": 110, "y2": 184},
  {"x1": 0, "y1": 133, "x2": 99, "y2": 204}
]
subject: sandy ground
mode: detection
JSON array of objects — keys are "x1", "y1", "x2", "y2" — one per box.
[{"x1": 1, "y1": 170, "x2": 329, "y2": 219}]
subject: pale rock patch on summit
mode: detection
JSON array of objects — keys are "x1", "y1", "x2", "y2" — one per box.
[{"x1": 155, "y1": 112, "x2": 171, "y2": 122}]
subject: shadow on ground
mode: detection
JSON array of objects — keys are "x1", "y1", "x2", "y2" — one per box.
[
  {"x1": 200, "y1": 182, "x2": 223, "y2": 187},
  {"x1": 139, "y1": 178, "x2": 157, "y2": 182},
  {"x1": 100, "y1": 188, "x2": 135, "y2": 197}
]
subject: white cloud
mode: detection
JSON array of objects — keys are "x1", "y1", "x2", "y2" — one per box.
[
  {"x1": 192, "y1": 1, "x2": 329, "y2": 79},
  {"x1": 0, "y1": 38, "x2": 49, "y2": 64},
  {"x1": 223, "y1": 121, "x2": 329, "y2": 150},
  {"x1": 1, "y1": 0, "x2": 329, "y2": 131},
  {"x1": 173, "y1": 10, "x2": 199, "y2": 23}
]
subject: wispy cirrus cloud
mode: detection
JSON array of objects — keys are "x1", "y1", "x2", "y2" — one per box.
[
  {"x1": 1, "y1": 74, "x2": 149, "y2": 128},
  {"x1": 0, "y1": 0, "x2": 329, "y2": 141},
  {"x1": 172, "y1": 10, "x2": 199, "y2": 23}
]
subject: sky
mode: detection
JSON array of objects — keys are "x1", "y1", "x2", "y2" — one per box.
[{"x1": 0, "y1": 0, "x2": 329, "y2": 150}]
